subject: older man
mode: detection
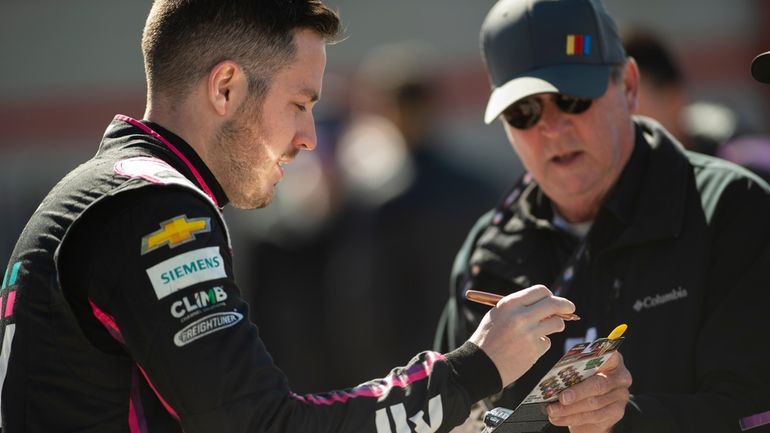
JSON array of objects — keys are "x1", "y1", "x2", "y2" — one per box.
[{"x1": 437, "y1": 0, "x2": 770, "y2": 432}]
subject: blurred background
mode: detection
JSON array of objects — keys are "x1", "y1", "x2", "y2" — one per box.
[{"x1": 3, "y1": 0, "x2": 770, "y2": 393}]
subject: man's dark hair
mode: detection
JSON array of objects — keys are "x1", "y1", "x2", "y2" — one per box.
[
  {"x1": 623, "y1": 30, "x2": 683, "y2": 89},
  {"x1": 142, "y1": 0, "x2": 341, "y2": 102}
]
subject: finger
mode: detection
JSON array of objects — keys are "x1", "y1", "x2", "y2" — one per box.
[
  {"x1": 503, "y1": 284, "x2": 552, "y2": 307},
  {"x1": 597, "y1": 351, "x2": 621, "y2": 372},
  {"x1": 548, "y1": 399, "x2": 627, "y2": 428},
  {"x1": 558, "y1": 364, "x2": 621, "y2": 406},
  {"x1": 532, "y1": 315, "x2": 566, "y2": 337},
  {"x1": 537, "y1": 335, "x2": 552, "y2": 355},
  {"x1": 597, "y1": 353, "x2": 632, "y2": 388},
  {"x1": 523, "y1": 295, "x2": 576, "y2": 322},
  {"x1": 548, "y1": 386, "x2": 629, "y2": 418}
]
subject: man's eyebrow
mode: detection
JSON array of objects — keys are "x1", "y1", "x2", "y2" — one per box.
[{"x1": 299, "y1": 87, "x2": 320, "y2": 102}]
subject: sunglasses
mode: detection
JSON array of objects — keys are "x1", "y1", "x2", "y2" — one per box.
[{"x1": 501, "y1": 93, "x2": 593, "y2": 130}]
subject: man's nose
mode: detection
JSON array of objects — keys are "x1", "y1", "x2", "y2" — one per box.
[
  {"x1": 537, "y1": 99, "x2": 572, "y2": 137},
  {"x1": 294, "y1": 117, "x2": 317, "y2": 151}
]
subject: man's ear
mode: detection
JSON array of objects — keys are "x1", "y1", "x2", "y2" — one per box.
[
  {"x1": 622, "y1": 57, "x2": 640, "y2": 112},
  {"x1": 207, "y1": 60, "x2": 249, "y2": 116}
]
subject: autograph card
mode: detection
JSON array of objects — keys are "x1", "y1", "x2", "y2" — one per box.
[
  {"x1": 520, "y1": 337, "x2": 624, "y2": 404},
  {"x1": 484, "y1": 326, "x2": 627, "y2": 433}
]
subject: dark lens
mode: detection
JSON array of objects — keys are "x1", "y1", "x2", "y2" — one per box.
[
  {"x1": 553, "y1": 94, "x2": 592, "y2": 114},
  {"x1": 502, "y1": 97, "x2": 543, "y2": 130}
]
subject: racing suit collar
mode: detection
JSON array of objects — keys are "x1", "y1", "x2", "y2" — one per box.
[
  {"x1": 142, "y1": 120, "x2": 229, "y2": 208},
  {"x1": 101, "y1": 116, "x2": 229, "y2": 208}
]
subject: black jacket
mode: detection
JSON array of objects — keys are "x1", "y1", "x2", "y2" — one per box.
[
  {"x1": 436, "y1": 118, "x2": 770, "y2": 432},
  {"x1": 0, "y1": 115, "x2": 501, "y2": 433}
]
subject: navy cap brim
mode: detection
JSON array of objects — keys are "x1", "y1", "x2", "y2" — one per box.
[
  {"x1": 485, "y1": 64, "x2": 612, "y2": 124},
  {"x1": 751, "y1": 51, "x2": 770, "y2": 84}
]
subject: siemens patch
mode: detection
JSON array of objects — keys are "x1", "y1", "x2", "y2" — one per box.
[
  {"x1": 146, "y1": 247, "x2": 226, "y2": 299},
  {"x1": 173, "y1": 311, "x2": 243, "y2": 347}
]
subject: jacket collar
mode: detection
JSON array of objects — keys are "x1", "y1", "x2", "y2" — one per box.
[
  {"x1": 100, "y1": 115, "x2": 229, "y2": 208},
  {"x1": 603, "y1": 117, "x2": 689, "y2": 249}
]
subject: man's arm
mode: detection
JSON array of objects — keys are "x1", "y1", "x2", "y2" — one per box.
[{"x1": 68, "y1": 187, "x2": 574, "y2": 433}]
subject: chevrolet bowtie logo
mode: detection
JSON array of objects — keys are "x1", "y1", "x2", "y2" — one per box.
[{"x1": 141, "y1": 215, "x2": 211, "y2": 255}]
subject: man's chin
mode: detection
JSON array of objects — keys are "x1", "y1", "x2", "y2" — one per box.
[{"x1": 230, "y1": 191, "x2": 273, "y2": 210}]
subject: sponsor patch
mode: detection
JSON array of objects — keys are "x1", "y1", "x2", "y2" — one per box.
[
  {"x1": 633, "y1": 286, "x2": 688, "y2": 312},
  {"x1": 173, "y1": 311, "x2": 243, "y2": 347},
  {"x1": 566, "y1": 34, "x2": 592, "y2": 56},
  {"x1": 170, "y1": 286, "x2": 228, "y2": 320},
  {"x1": 146, "y1": 247, "x2": 226, "y2": 299},
  {"x1": 141, "y1": 215, "x2": 211, "y2": 255}
]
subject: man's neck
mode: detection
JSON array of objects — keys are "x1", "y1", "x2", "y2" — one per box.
[
  {"x1": 144, "y1": 98, "x2": 213, "y2": 168},
  {"x1": 551, "y1": 195, "x2": 603, "y2": 224}
]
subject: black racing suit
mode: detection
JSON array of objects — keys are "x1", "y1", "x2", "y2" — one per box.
[{"x1": 0, "y1": 115, "x2": 501, "y2": 433}]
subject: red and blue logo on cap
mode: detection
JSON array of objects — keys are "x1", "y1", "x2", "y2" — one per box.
[{"x1": 566, "y1": 34, "x2": 592, "y2": 56}]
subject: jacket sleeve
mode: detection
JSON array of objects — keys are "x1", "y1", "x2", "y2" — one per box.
[
  {"x1": 78, "y1": 187, "x2": 503, "y2": 433},
  {"x1": 620, "y1": 173, "x2": 770, "y2": 433}
]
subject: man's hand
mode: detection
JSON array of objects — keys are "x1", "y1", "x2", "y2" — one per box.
[
  {"x1": 546, "y1": 352, "x2": 632, "y2": 433},
  {"x1": 468, "y1": 285, "x2": 575, "y2": 386}
]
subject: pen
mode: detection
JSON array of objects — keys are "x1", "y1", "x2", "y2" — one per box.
[{"x1": 465, "y1": 289, "x2": 581, "y2": 321}]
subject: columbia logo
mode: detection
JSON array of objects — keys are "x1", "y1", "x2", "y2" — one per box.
[
  {"x1": 566, "y1": 34, "x2": 591, "y2": 56},
  {"x1": 633, "y1": 287, "x2": 688, "y2": 312}
]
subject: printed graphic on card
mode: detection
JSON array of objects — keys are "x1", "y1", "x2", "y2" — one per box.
[{"x1": 520, "y1": 336, "x2": 624, "y2": 404}]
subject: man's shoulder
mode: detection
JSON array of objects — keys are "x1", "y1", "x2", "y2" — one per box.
[
  {"x1": 679, "y1": 149, "x2": 770, "y2": 219},
  {"x1": 62, "y1": 153, "x2": 221, "y2": 224},
  {"x1": 686, "y1": 149, "x2": 770, "y2": 189},
  {"x1": 677, "y1": 149, "x2": 770, "y2": 226},
  {"x1": 63, "y1": 155, "x2": 223, "y2": 246},
  {"x1": 637, "y1": 116, "x2": 770, "y2": 198},
  {"x1": 74, "y1": 184, "x2": 220, "y2": 240}
]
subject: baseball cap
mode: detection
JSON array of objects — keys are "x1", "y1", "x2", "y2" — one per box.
[
  {"x1": 481, "y1": 0, "x2": 626, "y2": 124},
  {"x1": 751, "y1": 51, "x2": 770, "y2": 83}
]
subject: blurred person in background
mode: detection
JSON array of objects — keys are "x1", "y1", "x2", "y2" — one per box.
[
  {"x1": 436, "y1": 0, "x2": 770, "y2": 432},
  {"x1": 325, "y1": 40, "x2": 501, "y2": 387},
  {"x1": 0, "y1": 1, "x2": 578, "y2": 432},
  {"x1": 708, "y1": 50, "x2": 770, "y2": 184},
  {"x1": 622, "y1": 29, "x2": 690, "y2": 148},
  {"x1": 624, "y1": 28, "x2": 770, "y2": 182},
  {"x1": 623, "y1": 28, "x2": 738, "y2": 155}
]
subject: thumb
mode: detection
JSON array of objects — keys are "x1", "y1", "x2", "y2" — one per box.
[{"x1": 598, "y1": 351, "x2": 622, "y2": 373}]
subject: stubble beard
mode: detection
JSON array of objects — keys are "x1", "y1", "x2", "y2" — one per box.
[{"x1": 212, "y1": 102, "x2": 274, "y2": 210}]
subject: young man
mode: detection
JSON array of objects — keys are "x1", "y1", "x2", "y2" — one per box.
[
  {"x1": 437, "y1": 0, "x2": 770, "y2": 432},
  {"x1": 0, "y1": 1, "x2": 576, "y2": 432}
]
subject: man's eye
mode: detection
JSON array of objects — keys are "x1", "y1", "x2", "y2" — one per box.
[{"x1": 295, "y1": 104, "x2": 307, "y2": 112}]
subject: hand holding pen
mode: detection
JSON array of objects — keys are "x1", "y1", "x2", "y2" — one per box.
[
  {"x1": 466, "y1": 289, "x2": 581, "y2": 321},
  {"x1": 466, "y1": 285, "x2": 576, "y2": 386}
]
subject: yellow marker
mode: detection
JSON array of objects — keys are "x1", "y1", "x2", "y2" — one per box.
[{"x1": 607, "y1": 324, "x2": 627, "y2": 340}]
